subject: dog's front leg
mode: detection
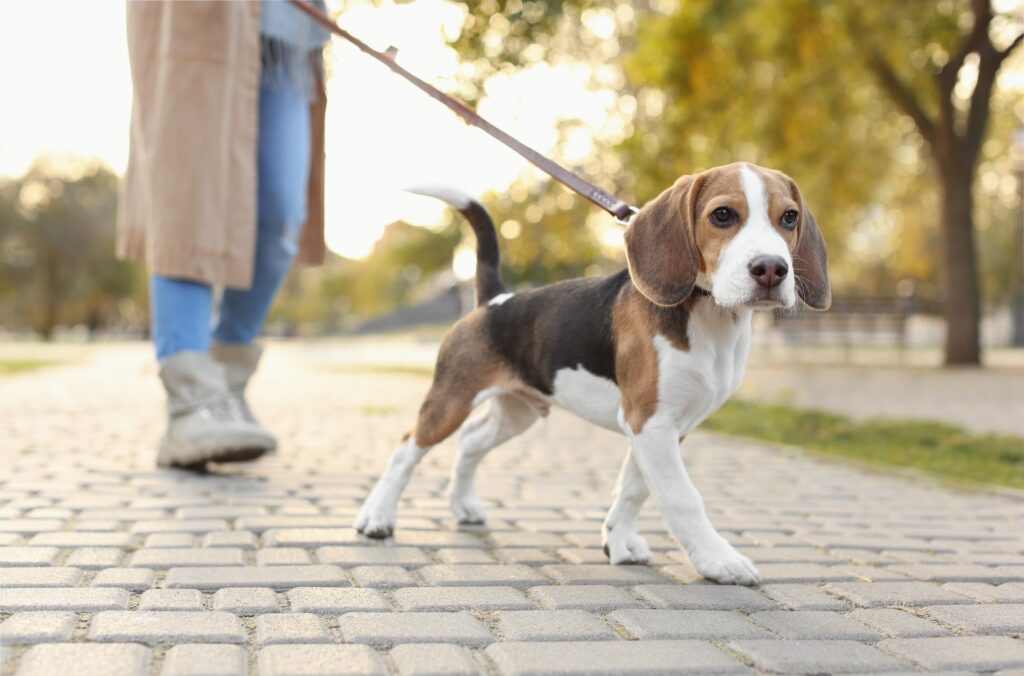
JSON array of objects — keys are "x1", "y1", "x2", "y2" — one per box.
[{"x1": 628, "y1": 426, "x2": 759, "y2": 585}]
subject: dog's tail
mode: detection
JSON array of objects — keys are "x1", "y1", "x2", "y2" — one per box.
[{"x1": 405, "y1": 185, "x2": 506, "y2": 306}]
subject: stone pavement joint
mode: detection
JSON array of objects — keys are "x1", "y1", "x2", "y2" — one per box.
[{"x1": 1, "y1": 343, "x2": 1023, "y2": 675}]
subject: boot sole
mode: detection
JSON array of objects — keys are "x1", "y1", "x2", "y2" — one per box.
[{"x1": 157, "y1": 435, "x2": 272, "y2": 468}]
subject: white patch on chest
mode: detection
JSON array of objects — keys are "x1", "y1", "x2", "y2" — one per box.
[
  {"x1": 649, "y1": 301, "x2": 752, "y2": 434},
  {"x1": 551, "y1": 366, "x2": 622, "y2": 431},
  {"x1": 488, "y1": 293, "x2": 515, "y2": 306}
]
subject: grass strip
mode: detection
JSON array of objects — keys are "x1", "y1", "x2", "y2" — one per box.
[{"x1": 704, "y1": 399, "x2": 1024, "y2": 490}]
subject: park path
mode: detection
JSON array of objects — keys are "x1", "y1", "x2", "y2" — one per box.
[{"x1": 1, "y1": 342, "x2": 1023, "y2": 675}]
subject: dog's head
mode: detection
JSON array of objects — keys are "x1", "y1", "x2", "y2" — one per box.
[{"x1": 624, "y1": 162, "x2": 830, "y2": 311}]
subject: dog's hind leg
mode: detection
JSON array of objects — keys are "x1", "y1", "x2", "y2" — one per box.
[
  {"x1": 602, "y1": 448, "x2": 653, "y2": 565},
  {"x1": 449, "y1": 393, "x2": 539, "y2": 524},
  {"x1": 355, "y1": 377, "x2": 479, "y2": 539}
]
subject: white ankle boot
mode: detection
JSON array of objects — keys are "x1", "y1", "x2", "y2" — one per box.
[
  {"x1": 156, "y1": 351, "x2": 275, "y2": 467},
  {"x1": 209, "y1": 341, "x2": 278, "y2": 452}
]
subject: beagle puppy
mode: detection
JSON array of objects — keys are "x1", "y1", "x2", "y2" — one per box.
[{"x1": 355, "y1": 162, "x2": 830, "y2": 585}]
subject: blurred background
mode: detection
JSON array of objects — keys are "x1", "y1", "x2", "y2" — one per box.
[{"x1": 0, "y1": 0, "x2": 1022, "y2": 364}]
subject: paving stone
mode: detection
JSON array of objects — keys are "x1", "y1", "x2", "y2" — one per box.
[
  {"x1": 257, "y1": 644, "x2": 387, "y2": 675},
  {"x1": 0, "y1": 586, "x2": 130, "y2": 611},
  {"x1": 161, "y1": 644, "x2": 247, "y2": 676},
  {"x1": 287, "y1": 587, "x2": 390, "y2": 614},
  {"x1": 530, "y1": 584, "x2": 644, "y2": 610},
  {"x1": 129, "y1": 547, "x2": 245, "y2": 568},
  {"x1": 824, "y1": 581, "x2": 974, "y2": 607},
  {"x1": 557, "y1": 548, "x2": 612, "y2": 564},
  {"x1": 749, "y1": 610, "x2": 884, "y2": 641},
  {"x1": 754, "y1": 562, "x2": 854, "y2": 583},
  {"x1": 131, "y1": 519, "x2": 229, "y2": 534},
  {"x1": 88, "y1": 611, "x2": 246, "y2": 643},
  {"x1": 489, "y1": 531, "x2": 568, "y2": 548},
  {"x1": 258, "y1": 548, "x2": 311, "y2": 566},
  {"x1": 91, "y1": 566, "x2": 155, "y2": 590},
  {"x1": 0, "y1": 546, "x2": 60, "y2": 567},
  {"x1": 178, "y1": 505, "x2": 267, "y2": 519},
  {"x1": 848, "y1": 608, "x2": 952, "y2": 638},
  {"x1": 729, "y1": 638, "x2": 906, "y2": 673},
  {"x1": 138, "y1": 589, "x2": 206, "y2": 611},
  {"x1": 609, "y1": 609, "x2": 771, "y2": 640},
  {"x1": 165, "y1": 565, "x2": 348, "y2": 590},
  {"x1": 144, "y1": 533, "x2": 195, "y2": 548},
  {"x1": 760, "y1": 583, "x2": 849, "y2": 610},
  {"x1": 634, "y1": 584, "x2": 777, "y2": 610},
  {"x1": 0, "y1": 519, "x2": 64, "y2": 534},
  {"x1": 0, "y1": 611, "x2": 77, "y2": 644},
  {"x1": 393, "y1": 585, "x2": 534, "y2": 611},
  {"x1": 923, "y1": 604, "x2": 1024, "y2": 634},
  {"x1": 16, "y1": 643, "x2": 152, "y2": 676},
  {"x1": 263, "y1": 529, "x2": 364, "y2": 547},
  {"x1": 942, "y1": 582, "x2": 1024, "y2": 603},
  {"x1": 417, "y1": 564, "x2": 547, "y2": 587},
  {"x1": 834, "y1": 564, "x2": 910, "y2": 582},
  {"x1": 878, "y1": 636, "x2": 1024, "y2": 671},
  {"x1": 485, "y1": 640, "x2": 747, "y2": 674},
  {"x1": 338, "y1": 611, "x2": 492, "y2": 645},
  {"x1": 891, "y1": 563, "x2": 1021, "y2": 583},
  {"x1": 738, "y1": 546, "x2": 838, "y2": 563},
  {"x1": 256, "y1": 612, "x2": 331, "y2": 644},
  {"x1": 316, "y1": 546, "x2": 431, "y2": 567},
  {"x1": 388, "y1": 531, "x2": 487, "y2": 549},
  {"x1": 349, "y1": 565, "x2": 417, "y2": 588},
  {"x1": 389, "y1": 643, "x2": 481, "y2": 676},
  {"x1": 212, "y1": 587, "x2": 280, "y2": 614},
  {"x1": 540, "y1": 564, "x2": 668, "y2": 585},
  {"x1": 64, "y1": 547, "x2": 125, "y2": 570},
  {"x1": 496, "y1": 548, "x2": 560, "y2": 565},
  {"x1": 28, "y1": 532, "x2": 134, "y2": 547},
  {"x1": 0, "y1": 566, "x2": 82, "y2": 587},
  {"x1": 435, "y1": 548, "x2": 495, "y2": 564},
  {"x1": 202, "y1": 531, "x2": 257, "y2": 549},
  {"x1": 495, "y1": 610, "x2": 618, "y2": 641}
]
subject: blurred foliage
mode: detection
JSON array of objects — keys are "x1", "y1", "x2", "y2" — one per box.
[{"x1": 0, "y1": 162, "x2": 146, "y2": 339}]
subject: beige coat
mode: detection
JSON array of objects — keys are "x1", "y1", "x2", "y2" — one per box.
[{"x1": 117, "y1": 1, "x2": 326, "y2": 289}]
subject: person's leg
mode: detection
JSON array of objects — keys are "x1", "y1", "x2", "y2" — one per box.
[
  {"x1": 149, "y1": 276, "x2": 213, "y2": 361},
  {"x1": 212, "y1": 82, "x2": 311, "y2": 344},
  {"x1": 148, "y1": 274, "x2": 275, "y2": 467}
]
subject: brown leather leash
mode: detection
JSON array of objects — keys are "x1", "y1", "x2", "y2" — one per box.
[{"x1": 287, "y1": 0, "x2": 639, "y2": 224}]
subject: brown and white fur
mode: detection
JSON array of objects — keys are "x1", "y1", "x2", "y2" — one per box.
[{"x1": 355, "y1": 163, "x2": 830, "y2": 585}]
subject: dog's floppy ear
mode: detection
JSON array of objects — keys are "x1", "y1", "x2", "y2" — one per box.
[
  {"x1": 624, "y1": 174, "x2": 702, "y2": 307},
  {"x1": 793, "y1": 209, "x2": 831, "y2": 310}
]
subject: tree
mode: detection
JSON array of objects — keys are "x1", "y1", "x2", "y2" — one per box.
[
  {"x1": 0, "y1": 162, "x2": 140, "y2": 338},
  {"x1": 864, "y1": 0, "x2": 1021, "y2": 364}
]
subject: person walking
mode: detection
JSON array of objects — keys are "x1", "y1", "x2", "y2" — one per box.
[{"x1": 117, "y1": 1, "x2": 329, "y2": 467}]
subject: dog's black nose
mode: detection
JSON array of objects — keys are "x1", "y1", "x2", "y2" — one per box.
[{"x1": 748, "y1": 256, "x2": 789, "y2": 288}]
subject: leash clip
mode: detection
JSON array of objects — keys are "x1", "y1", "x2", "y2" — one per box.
[{"x1": 614, "y1": 205, "x2": 639, "y2": 227}]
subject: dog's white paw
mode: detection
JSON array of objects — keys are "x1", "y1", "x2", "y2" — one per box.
[
  {"x1": 449, "y1": 492, "x2": 487, "y2": 525},
  {"x1": 354, "y1": 499, "x2": 395, "y2": 539},
  {"x1": 603, "y1": 529, "x2": 653, "y2": 565},
  {"x1": 689, "y1": 541, "x2": 759, "y2": 585}
]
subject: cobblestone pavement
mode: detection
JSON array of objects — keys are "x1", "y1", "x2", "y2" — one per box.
[{"x1": 1, "y1": 343, "x2": 1023, "y2": 675}]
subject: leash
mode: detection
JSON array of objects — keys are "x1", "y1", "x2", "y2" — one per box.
[{"x1": 287, "y1": 0, "x2": 639, "y2": 225}]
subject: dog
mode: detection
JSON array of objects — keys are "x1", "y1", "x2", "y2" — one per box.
[{"x1": 355, "y1": 162, "x2": 830, "y2": 585}]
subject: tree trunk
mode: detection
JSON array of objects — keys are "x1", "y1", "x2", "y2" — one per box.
[{"x1": 940, "y1": 165, "x2": 981, "y2": 365}]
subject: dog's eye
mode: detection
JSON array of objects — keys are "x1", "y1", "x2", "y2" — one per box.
[
  {"x1": 780, "y1": 210, "x2": 799, "y2": 229},
  {"x1": 710, "y1": 207, "x2": 736, "y2": 227}
]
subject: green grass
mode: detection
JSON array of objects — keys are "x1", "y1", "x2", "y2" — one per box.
[
  {"x1": 0, "y1": 359, "x2": 59, "y2": 376},
  {"x1": 704, "y1": 400, "x2": 1024, "y2": 490}
]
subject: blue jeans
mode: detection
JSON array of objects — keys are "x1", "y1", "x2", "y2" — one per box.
[{"x1": 150, "y1": 82, "x2": 311, "y2": 361}]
